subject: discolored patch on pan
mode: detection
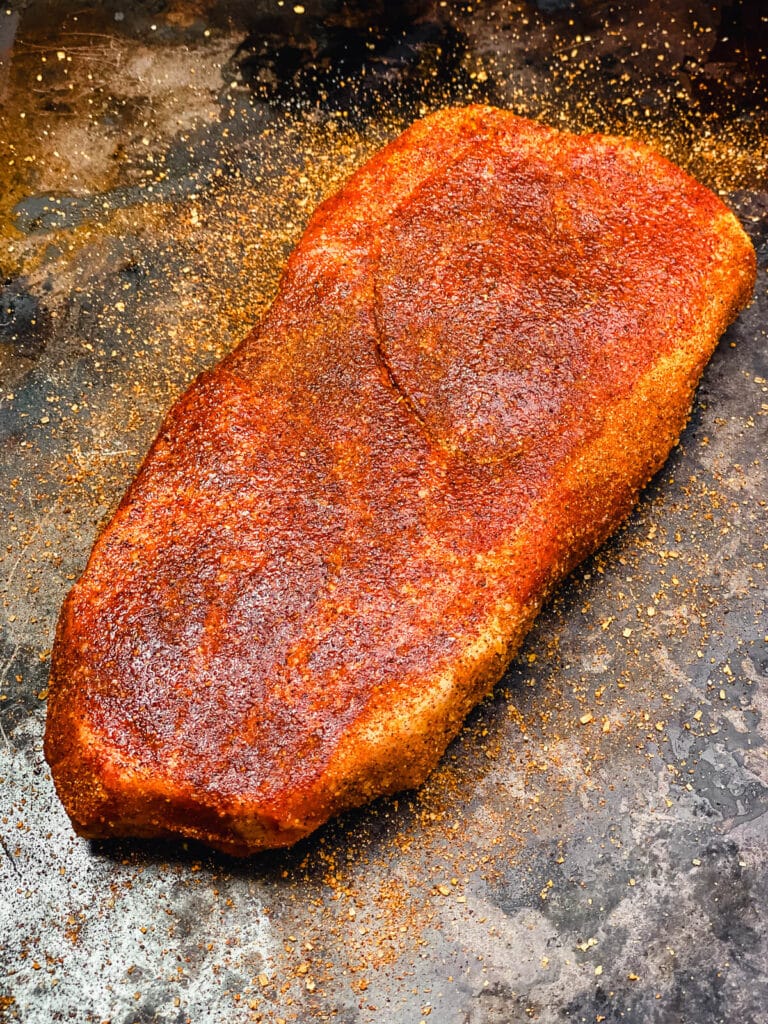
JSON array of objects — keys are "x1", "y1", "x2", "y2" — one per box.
[
  {"x1": 0, "y1": 278, "x2": 50, "y2": 358},
  {"x1": 229, "y1": 1, "x2": 488, "y2": 119}
]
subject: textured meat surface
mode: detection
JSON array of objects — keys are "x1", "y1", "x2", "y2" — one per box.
[{"x1": 44, "y1": 106, "x2": 756, "y2": 855}]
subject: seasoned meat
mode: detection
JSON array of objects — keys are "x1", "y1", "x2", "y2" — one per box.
[{"x1": 44, "y1": 106, "x2": 756, "y2": 855}]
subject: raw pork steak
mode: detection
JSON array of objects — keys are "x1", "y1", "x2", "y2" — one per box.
[{"x1": 45, "y1": 107, "x2": 756, "y2": 855}]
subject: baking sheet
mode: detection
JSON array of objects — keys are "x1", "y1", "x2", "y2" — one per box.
[{"x1": 1, "y1": 2, "x2": 767, "y2": 1022}]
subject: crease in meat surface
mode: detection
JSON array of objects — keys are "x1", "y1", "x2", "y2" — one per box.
[
  {"x1": 44, "y1": 106, "x2": 757, "y2": 856},
  {"x1": 370, "y1": 270, "x2": 432, "y2": 437},
  {"x1": 366, "y1": 135, "x2": 483, "y2": 441}
]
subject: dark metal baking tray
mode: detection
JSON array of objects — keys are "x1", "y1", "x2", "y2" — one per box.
[{"x1": 1, "y1": 2, "x2": 766, "y2": 1021}]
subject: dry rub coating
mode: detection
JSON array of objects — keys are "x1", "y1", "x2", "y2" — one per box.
[{"x1": 45, "y1": 106, "x2": 756, "y2": 855}]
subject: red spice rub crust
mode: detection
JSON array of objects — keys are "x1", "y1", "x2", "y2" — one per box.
[{"x1": 44, "y1": 106, "x2": 756, "y2": 855}]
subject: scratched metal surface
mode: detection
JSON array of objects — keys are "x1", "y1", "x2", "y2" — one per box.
[{"x1": 1, "y1": 2, "x2": 767, "y2": 1022}]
